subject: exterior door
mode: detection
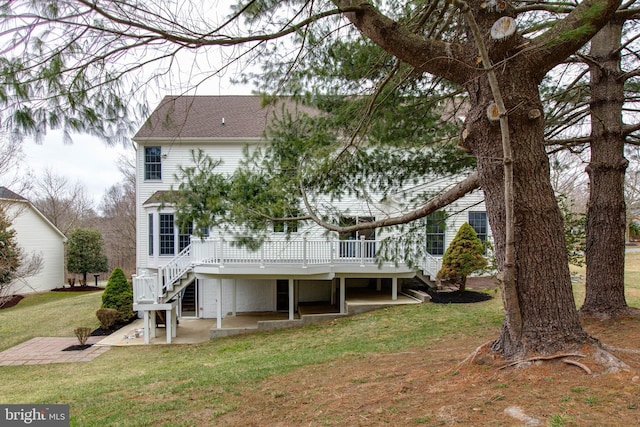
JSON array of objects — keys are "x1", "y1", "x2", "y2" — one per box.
[{"x1": 181, "y1": 281, "x2": 198, "y2": 318}]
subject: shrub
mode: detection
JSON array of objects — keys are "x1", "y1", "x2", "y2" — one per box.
[
  {"x1": 74, "y1": 327, "x2": 92, "y2": 346},
  {"x1": 437, "y1": 222, "x2": 488, "y2": 291},
  {"x1": 101, "y1": 267, "x2": 135, "y2": 322},
  {"x1": 96, "y1": 308, "x2": 119, "y2": 330}
]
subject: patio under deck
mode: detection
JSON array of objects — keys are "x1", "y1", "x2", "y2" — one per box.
[
  {"x1": 113, "y1": 291, "x2": 424, "y2": 344},
  {"x1": 210, "y1": 290, "x2": 422, "y2": 338}
]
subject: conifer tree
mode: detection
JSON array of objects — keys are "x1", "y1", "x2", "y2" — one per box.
[
  {"x1": 0, "y1": 207, "x2": 21, "y2": 296},
  {"x1": 101, "y1": 267, "x2": 134, "y2": 322},
  {"x1": 437, "y1": 223, "x2": 487, "y2": 292}
]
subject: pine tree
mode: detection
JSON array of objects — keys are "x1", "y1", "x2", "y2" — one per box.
[
  {"x1": 0, "y1": 207, "x2": 21, "y2": 290},
  {"x1": 437, "y1": 223, "x2": 487, "y2": 292}
]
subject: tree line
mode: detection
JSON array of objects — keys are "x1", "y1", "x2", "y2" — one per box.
[{"x1": 0, "y1": 136, "x2": 136, "y2": 280}]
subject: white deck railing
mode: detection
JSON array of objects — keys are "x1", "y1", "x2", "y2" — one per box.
[
  {"x1": 134, "y1": 236, "x2": 442, "y2": 305},
  {"x1": 132, "y1": 273, "x2": 162, "y2": 303},
  {"x1": 191, "y1": 236, "x2": 382, "y2": 267}
]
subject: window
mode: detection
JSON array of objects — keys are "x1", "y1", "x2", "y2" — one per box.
[
  {"x1": 339, "y1": 216, "x2": 375, "y2": 258},
  {"x1": 426, "y1": 211, "x2": 447, "y2": 255},
  {"x1": 159, "y1": 214, "x2": 175, "y2": 255},
  {"x1": 179, "y1": 222, "x2": 194, "y2": 252},
  {"x1": 144, "y1": 146, "x2": 162, "y2": 180},
  {"x1": 273, "y1": 221, "x2": 298, "y2": 233},
  {"x1": 468, "y1": 211, "x2": 488, "y2": 242},
  {"x1": 148, "y1": 214, "x2": 154, "y2": 256}
]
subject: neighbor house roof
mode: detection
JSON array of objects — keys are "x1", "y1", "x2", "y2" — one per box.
[
  {"x1": 0, "y1": 186, "x2": 28, "y2": 201},
  {"x1": 0, "y1": 186, "x2": 67, "y2": 241},
  {"x1": 133, "y1": 95, "x2": 318, "y2": 140}
]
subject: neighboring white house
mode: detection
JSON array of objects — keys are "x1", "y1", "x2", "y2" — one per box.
[
  {"x1": 131, "y1": 96, "x2": 490, "y2": 343},
  {"x1": 0, "y1": 187, "x2": 67, "y2": 294}
]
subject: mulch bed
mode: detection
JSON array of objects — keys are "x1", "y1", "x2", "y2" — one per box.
[
  {"x1": 425, "y1": 289, "x2": 493, "y2": 304},
  {"x1": 1, "y1": 287, "x2": 103, "y2": 310},
  {"x1": 62, "y1": 344, "x2": 94, "y2": 351},
  {"x1": 52, "y1": 285, "x2": 103, "y2": 293},
  {"x1": 91, "y1": 317, "x2": 137, "y2": 336},
  {"x1": 0, "y1": 295, "x2": 24, "y2": 309}
]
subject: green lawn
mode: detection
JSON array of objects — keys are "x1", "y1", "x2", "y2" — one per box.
[
  {"x1": 0, "y1": 254, "x2": 639, "y2": 426},
  {"x1": 0, "y1": 287, "x2": 504, "y2": 426},
  {"x1": 0, "y1": 291, "x2": 102, "y2": 351}
]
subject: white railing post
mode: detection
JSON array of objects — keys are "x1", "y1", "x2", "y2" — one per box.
[
  {"x1": 330, "y1": 237, "x2": 335, "y2": 266},
  {"x1": 219, "y1": 237, "x2": 225, "y2": 267},
  {"x1": 302, "y1": 236, "x2": 308, "y2": 268},
  {"x1": 156, "y1": 268, "x2": 164, "y2": 303},
  {"x1": 360, "y1": 235, "x2": 366, "y2": 267},
  {"x1": 260, "y1": 244, "x2": 265, "y2": 268}
]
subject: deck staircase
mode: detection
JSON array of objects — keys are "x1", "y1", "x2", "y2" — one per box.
[{"x1": 133, "y1": 245, "x2": 196, "y2": 306}]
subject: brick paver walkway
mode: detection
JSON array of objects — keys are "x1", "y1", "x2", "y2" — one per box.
[{"x1": 0, "y1": 337, "x2": 110, "y2": 366}]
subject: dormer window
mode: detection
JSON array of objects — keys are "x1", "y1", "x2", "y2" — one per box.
[{"x1": 144, "y1": 146, "x2": 162, "y2": 180}]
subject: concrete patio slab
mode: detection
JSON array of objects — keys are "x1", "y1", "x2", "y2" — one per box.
[{"x1": 96, "y1": 318, "x2": 217, "y2": 346}]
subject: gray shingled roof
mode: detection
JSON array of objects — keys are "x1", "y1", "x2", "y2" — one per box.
[
  {"x1": 134, "y1": 95, "x2": 317, "y2": 140},
  {"x1": 0, "y1": 187, "x2": 27, "y2": 201}
]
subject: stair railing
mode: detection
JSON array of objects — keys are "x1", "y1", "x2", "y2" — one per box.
[
  {"x1": 421, "y1": 251, "x2": 442, "y2": 280},
  {"x1": 163, "y1": 244, "x2": 193, "y2": 292}
]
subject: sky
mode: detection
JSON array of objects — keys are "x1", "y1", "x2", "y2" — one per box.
[
  {"x1": 9, "y1": 1, "x2": 260, "y2": 209},
  {"x1": 18, "y1": 79, "x2": 253, "y2": 210},
  {"x1": 20, "y1": 131, "x2": 134, "y2": 208}
]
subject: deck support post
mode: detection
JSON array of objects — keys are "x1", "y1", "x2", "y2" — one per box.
[
  {"x1": 339, "y1": 277, "x2": 346, "y2": 314},
  {"x1": 232, "y1": 280, "x2": 237, "y2": 316},
  {"x1": 392, "y1": 277, "x2": 398, "y2": 301},
  {"x1": 143, "y1": 310, "x2": 151, "y2": 344},
  {"x1": 216, "y1": 279, "x2": 223, "y2": 329},
  {"x1": 288, "y1": 278, "x2": 295, "y2": 320},
  {"x1": 165, "y1": 306, "x2": 177, "y2": 344},
  {"x1": 376, "y1": 278, "x2": 382, "y2": 292}
]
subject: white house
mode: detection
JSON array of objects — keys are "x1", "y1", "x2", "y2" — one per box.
[
  {"x1": 132, "y1": 96, "x2": 489, "y2": 343},
  {"x1": 0, "y1": 187, "x2": 67, "y2": 294}
]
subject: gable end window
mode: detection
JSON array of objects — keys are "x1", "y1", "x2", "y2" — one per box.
[{"x1": 144, "y1": 146, "x2": 162, "y2": 180}]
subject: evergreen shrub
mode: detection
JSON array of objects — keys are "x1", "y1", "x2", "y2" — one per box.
[{"x1": 101, "y1": 267, "x2": 135, "y2": 322}]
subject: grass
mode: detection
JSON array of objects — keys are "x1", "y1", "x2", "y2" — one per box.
[
  {"x1": 0, "y1": 289, "x2": 504, "y2": 426},
  {"x1": 0, "y1": 291, "x2": 102, "y2": 351},
  {"x1": 1, "y1": 252, "x2": 639, "y2": 426}
]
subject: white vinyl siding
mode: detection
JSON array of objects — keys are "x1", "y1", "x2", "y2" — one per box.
[{"x1": 5, "y1": 202, "x2": 65, "y2": 293}]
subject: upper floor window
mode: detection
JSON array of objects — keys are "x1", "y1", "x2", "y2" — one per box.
[
  {"x1": 426, "y1": 211, "x2": 447, "y2": 256},
  {"x1": 144, "y1": 146, "x2": 162, "y2": 180},
  {"x1": 468, "y1": 211, "x2": 488, "y2": 242}
]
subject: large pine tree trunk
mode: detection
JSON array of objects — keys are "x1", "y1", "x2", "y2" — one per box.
[
  {"x1": 335, "y1": 0, "x2": 620, "y2": 359},
  {"x1": 581, "y1": 22, "x2": 629, "y2": 318},
  {"x1": 466, "y1": 68, "x2": 590, "y2": 358}
]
